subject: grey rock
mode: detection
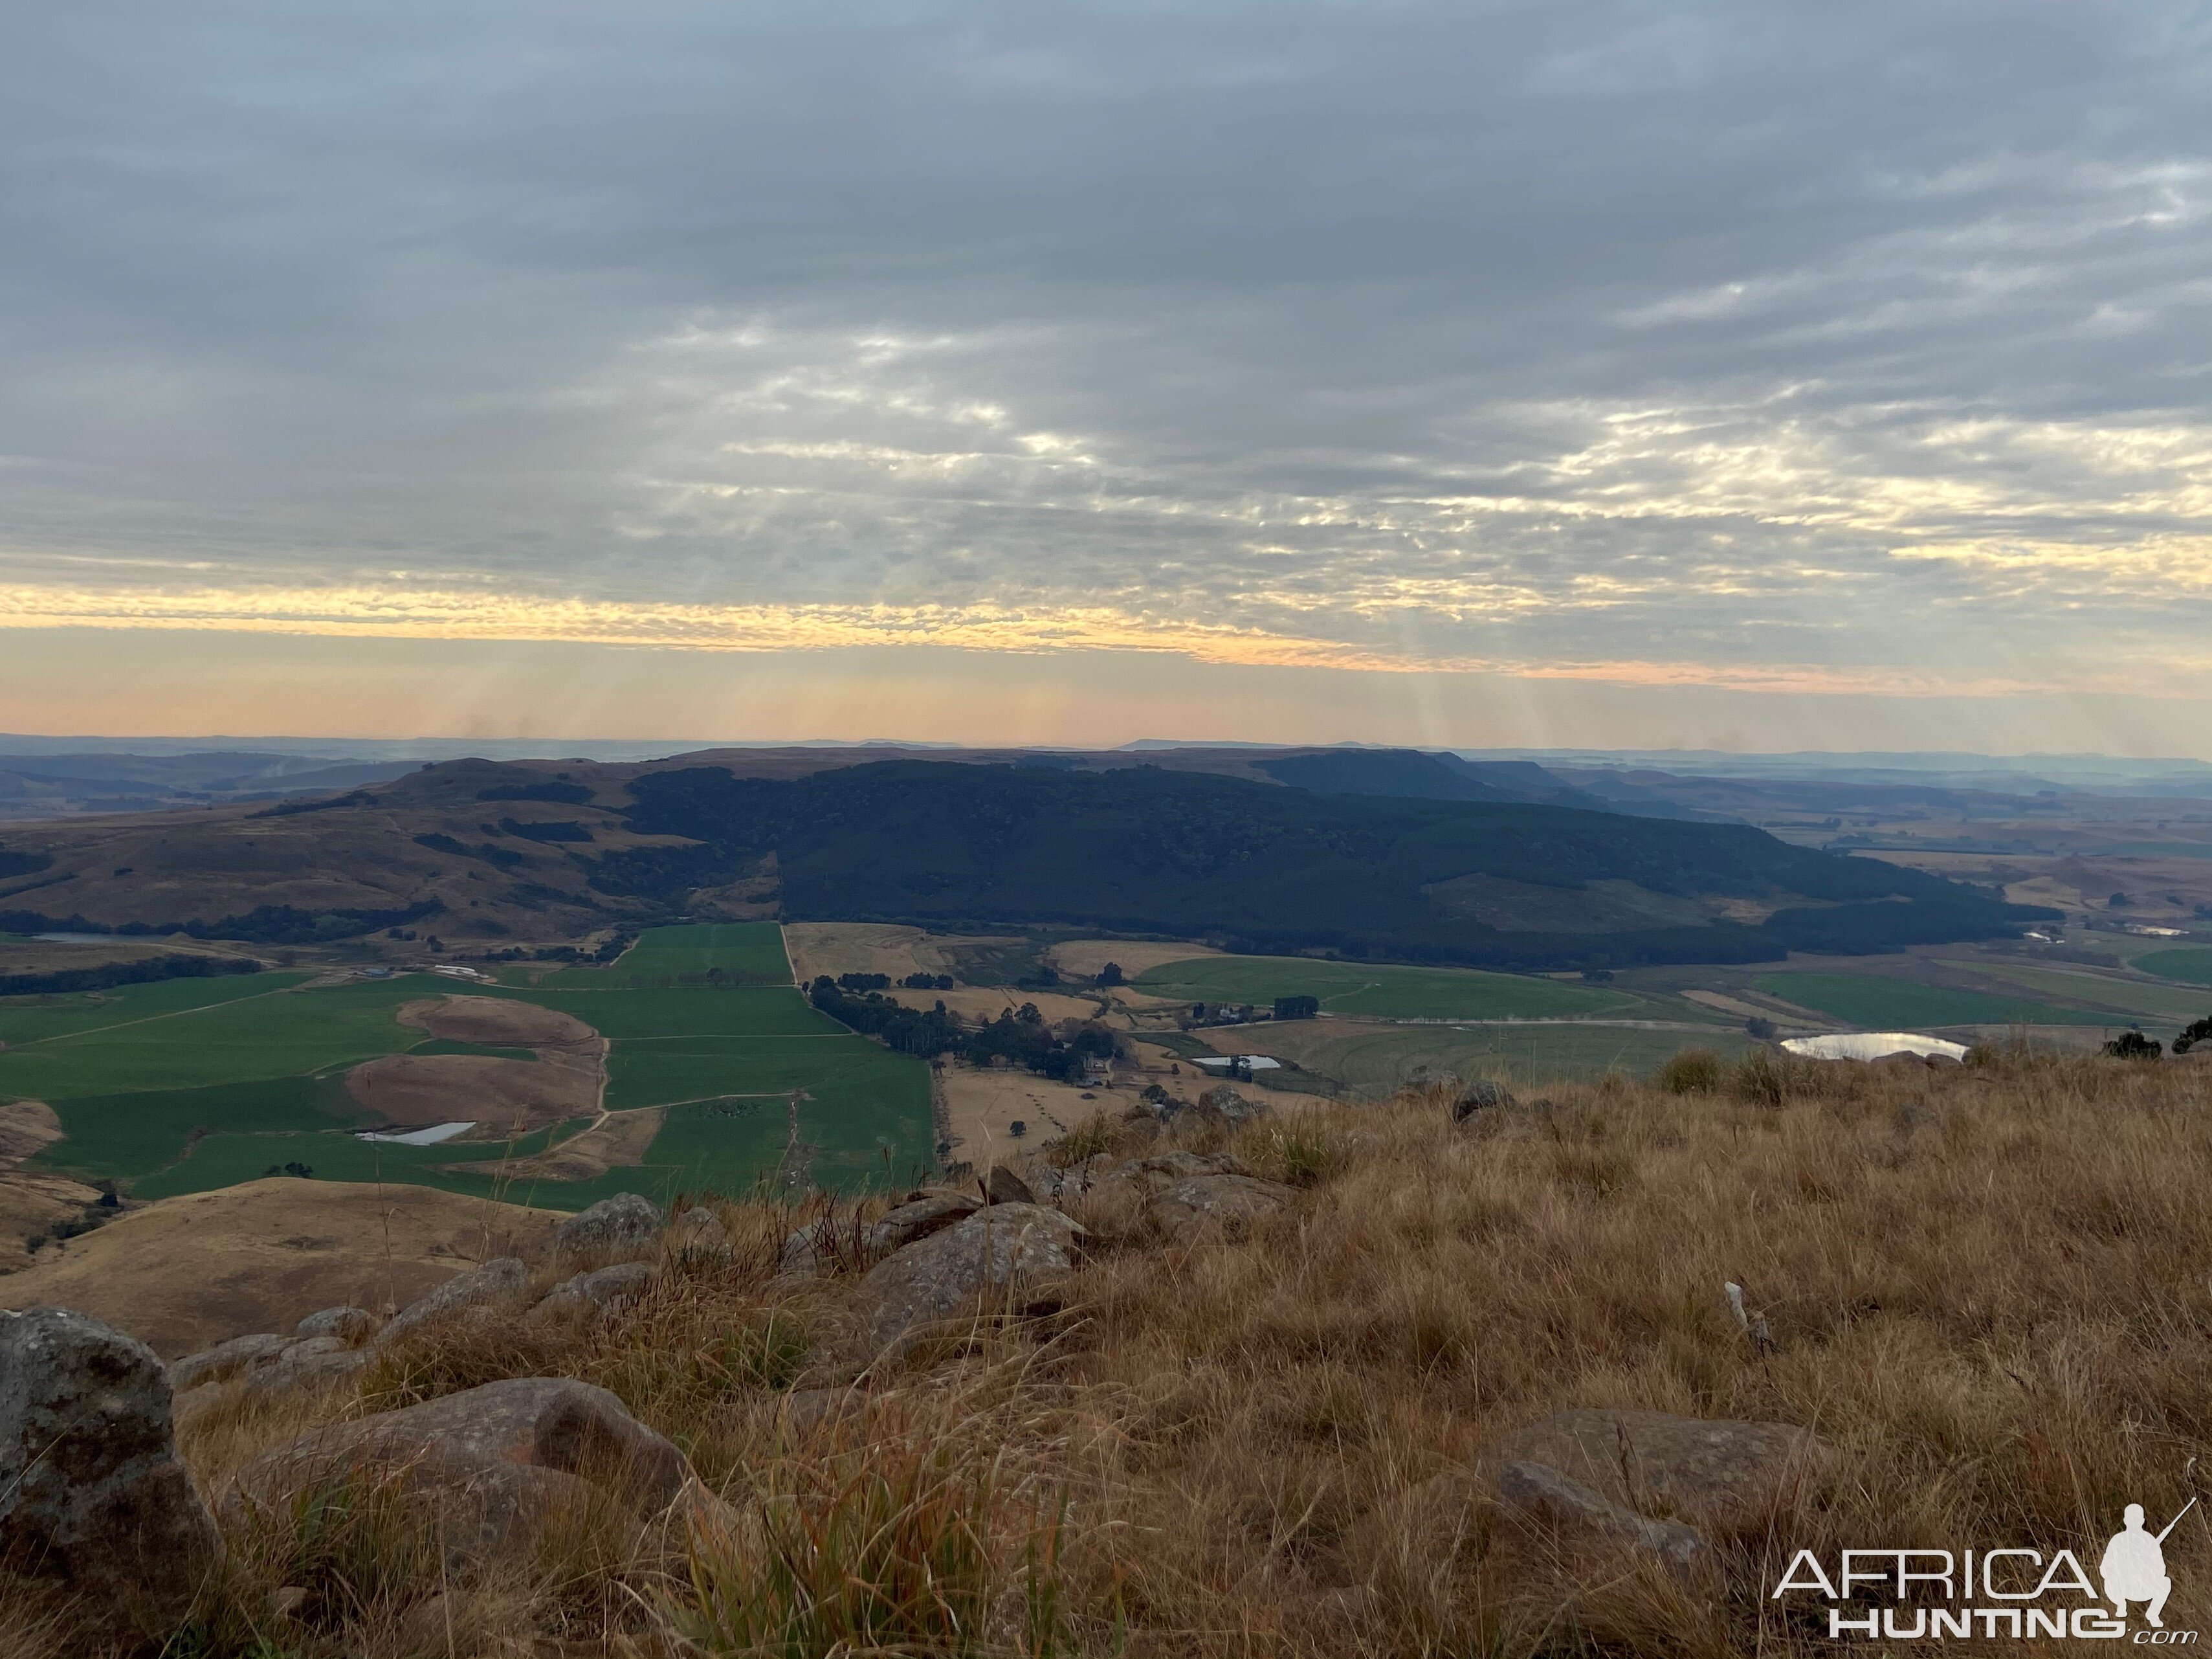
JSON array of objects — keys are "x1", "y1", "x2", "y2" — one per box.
[
  {"x1": 1493, "y1": 1459, "x2": 1705, "y2": 1570},
  {"x1": 670, "y1": 1208, "x2": 733, "y2": 1260},
  {"x1": 534, "y1": 1260, "x2": 654, "y2": 1316},
  {"x1": 243, "y1": 1335, "x2": 368, "y2": 1395},
  {"x1": 169, "y1": 1330, "x2": 291, "y2": 1392},
  {"x1": 1145, "y1": 1173, "x2": 1294, "y2": 1242},
  {"x1": 0, "y1": 1307, "x2": 221, "y2": 1644},
  {"x1": 1450, "y1": 1080, "x2": 1517, "y2": 1123},
  {"x1": 850, "y1": 1203, "x2": 1084, "y2": 1357},
  {"x1": 374, "y1": 1256, "x2": 527, "y2": 1346},
  {"x1": 868, "y1": 1191, "x2": 982, "y2": 1254},
  {"x1": 1477, "y1": 1408, "x2": 1829, "y2": 1528},
  {"x1": 554, "y1": 1192, "x2": 662, "y2": 1260},
  {"x1": 984, "y1": 1163, "x2": 1036, "y2": 1206},
  {"x1": 231, "y1": 1377, "x2": 708, "y2": 1568},
  {"x1": 294, "y1": 1304, "x2": 379, "y2": 1343}
]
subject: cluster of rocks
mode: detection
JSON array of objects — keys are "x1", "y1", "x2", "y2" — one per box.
[
  {"x1": 162, "y1": 1196, "x2": 739, "y2": 1405},
  {"x1": 2, "y1": 1303, "x2": 722, "y2": 1646}
]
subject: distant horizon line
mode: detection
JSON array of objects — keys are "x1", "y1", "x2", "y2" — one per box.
[{"x1": 3, "y1": 731, "x2": 2211, "y2": 772}]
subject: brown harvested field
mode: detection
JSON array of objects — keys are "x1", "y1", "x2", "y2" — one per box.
[
  {"x1": 478, "y1": 1105, "x2": 665, "y2": 1181},
  {"x1": 783, "y1": 921, "x2": 968, "y2": 984},
  {"x1": 1683, "y1": 986, "x2": 1805, "y2": 1021},
  {"x1": 1048, "y1": 937, "x2": 1222, "y2": 979},
  {"x1": 396, "y1": 992, "x2": 599, "y2": 1051},
  {"x1": 0, "y1": 1177, "x2": 558, "y2": 1356},
  {"x1": 889, "y1": 985, "x2": 1103, "y2": 1025},
  {"x1": 936, "y1": 1058, "x2": 1102, "y2": 1163},
  {"x1": 344, "y1": 1051, "x2": 599, "y2": 1133}
]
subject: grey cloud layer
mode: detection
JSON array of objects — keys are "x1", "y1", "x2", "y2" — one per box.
[{"x1": 5, "y1": 0, "x2": 2210, "y2": 689}]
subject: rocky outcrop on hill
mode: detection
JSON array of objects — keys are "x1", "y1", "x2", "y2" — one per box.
[
  {"x1": 374, "y1": 1255, "x2": 527, "y2": 1345},
  {"x1": 849, "y1": 1202, "x2": 1084, "y2": 1359},
  {"x1": 230, "y1": 1377, "x2": 713, "y2": 1567},
  {"x1": 0, "y1": 1308, "x2": 219, "y2": 1644},
  {"x1": 534, "y1": 1260, "x2": 654, "y2": 1316},
  {"x1": 555, "y1": 1192, "x2": 663, "y2": 1262},
  {"x1": 1470, "y1": 1407, "x2": 1831, "y2": 1565}
]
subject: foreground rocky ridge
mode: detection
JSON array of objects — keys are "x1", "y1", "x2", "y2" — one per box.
[{"x1": 5, "y1": 1048, "x2": 2210, "y2": 1656}]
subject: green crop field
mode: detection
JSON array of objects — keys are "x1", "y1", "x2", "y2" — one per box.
[
  {"x1": 1751, "y1": 974, "x2": 2117, "y2": 1029},
  {"x1": 544, "y1": 922, "x2": 795, "y2": 988},
  {"x1": 7, "y1": 925, "x2": 933, "y2": 1209},
  {"x1": 2140, "y1": 948, "x2": 2212, "y2": 988},
  {"x1": 0, "y1": 975, "x2": 441, "y2": 1100},
  {"x1": 1964, "y1": 963, "x2": 2212, "y2": 1024},
  {"x1": 0, "y1": 972, "x2": 312, "y2": 1047},
  {"x1": 1249, "y1": 1018, "x2": 1751, "y2": 1095},
  {"x1": 603, "y1": 1033, "x2": 896, "y2": 1111},
  {"x1": 491, "y1": 985, "x2": 843, "y2": 1040},
  {"x1": 1134, "y1": 954, "x2": 1626, "y2": 1020}
]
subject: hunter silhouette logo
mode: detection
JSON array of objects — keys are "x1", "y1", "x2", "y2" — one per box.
[{"x1": 2103, "y1": 1498, "x2": 2193, "y2": 1629}]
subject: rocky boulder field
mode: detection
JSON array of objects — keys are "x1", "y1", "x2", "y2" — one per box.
[{"x1": 5, "y1": 1046, "x2": 2212, "y2": 1656}]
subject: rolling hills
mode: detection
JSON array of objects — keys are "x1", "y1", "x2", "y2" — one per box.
[{"x1": 0, "y1": 748, "x2": 2048, "y2": 972}]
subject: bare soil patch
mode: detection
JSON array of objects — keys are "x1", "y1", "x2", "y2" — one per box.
[
  {"x1": 397, "y1": 993, "x2": 597, "y2": 1051},
  {"x1": 1681, "y1": 988, "x2": 1787, "y2": 1021},
  {"x1": 345, "y1": 1052, "x2": 597, "y2": 1135},
  {"x1": 477, "y1": 1106, "x2": 665, "y2": 1183},
  {"x1": 0, "y1": 1177, "x2": 558, "y2": 1356}
]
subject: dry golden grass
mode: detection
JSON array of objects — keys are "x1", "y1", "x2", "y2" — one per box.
[{"x1": 23, "y1": 1048, "x2": 2212, "y2": 1656}]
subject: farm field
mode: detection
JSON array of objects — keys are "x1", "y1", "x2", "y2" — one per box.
[
  {"x1": 1751, "y1": 972, "x2": 2115, "y2": 1029},
  {"x1": 1244, "y1": 1017, "x2": 1753, "y2": 1096},
  {"x1": 488, "y1": 985, "x2": 845, "y2": 1040},
  {"x1": 1132, "y1": 954, "x2": 1629, "y2": 1020},
  {"x1": 0, "y1": 975, "x2": 439, "y2": 1099},
  {"x1": 2140, "y1": 946, "x2": 2212, "y2": 988},
  {"x1": 1962, "y1": 961, "x2": 2212, "y2": 1023},
  {"x1": 3, "y1": 926, "x2": 934, "y2": 1210},
  {"x1": 603, "y1": 1032, "x2": 896, "y2": 1111},
  {"x1": 542, "y1": 922, "x2": 795, "y2": 987},
  {"x1": 0, "y1": 972, "x2": 312, "y2": 1047}
]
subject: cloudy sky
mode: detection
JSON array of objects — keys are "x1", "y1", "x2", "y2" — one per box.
[{"x1": 5, "y1": 1, "x2": 2211, "y2": 753}]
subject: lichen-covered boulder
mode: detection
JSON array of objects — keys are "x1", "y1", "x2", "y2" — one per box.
[
  {"x1": 242, "y1": 1335, "x2": 368, "y2": 1395},
  {"x1": 1145, "y1": 1173, "x2": 1294, "y2": 1242},
  {"x1": 870, "y1": 1191, "x2": 982, "y2": 1254},
  {"x1": 374, "y1": 1256, "x2": 527, "y2": 1346},
  {"x1": 0, "y1": 1307, "x2": 220, "y2": 1643},
  {"x1": 1477, "y1": 1408, "x2": 1829, "y2": 1528},
  {"x1": 533, "y1": 1261, "x2": 654, "y2": 1317},
  {"x1": 849, "y1": 1203, "x2": 1083, "y2": 1358},
  {"x1": 168, "y1": 1330, "x2": 291, "y2": 1392},
  {"x1": 230, "y1": 1377, "x2": 709, "y2": 1566},
  {"x1": 554, "y1": 1193, "x2": 662, "y2": 1262},
  {"x1": 295, "y1": 1305, "x2": 379, "y2": 1343}
]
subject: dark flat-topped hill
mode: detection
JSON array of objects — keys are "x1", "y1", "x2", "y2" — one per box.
[
  {"x1": 605, "y1": 760, "x2": 2039, "y2": 970},
  {"x1": 0, "y1": 749, "x2": 2046, "y2": 969}
]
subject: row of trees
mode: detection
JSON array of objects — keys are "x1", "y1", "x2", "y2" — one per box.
[{"x1": 805, "y1": 976, "x2": 1117, "y2": 1082}]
